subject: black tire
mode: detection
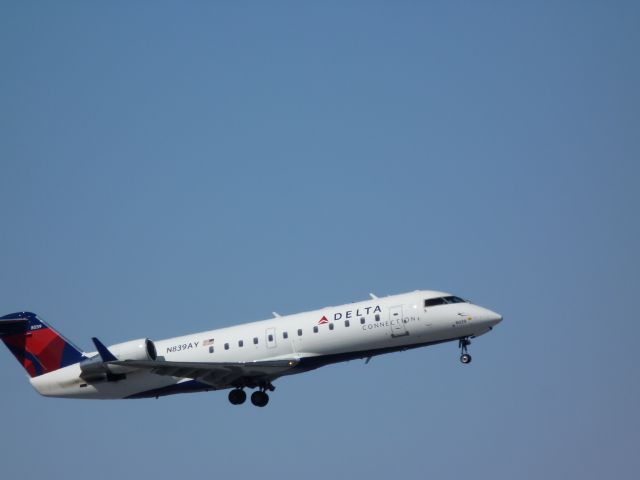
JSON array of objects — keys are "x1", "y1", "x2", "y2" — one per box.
[
  {"x1": 460, "y1": 353, "x2": 472, "y2": 364},
  {"x1": 228, "y1": 389, "x2": 246, "y2": 405},
  {"x1": 251, "y1": 390, "x2": 269, "y2": 407}
]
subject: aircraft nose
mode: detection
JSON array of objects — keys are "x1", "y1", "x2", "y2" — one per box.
[{"x1": 488, "y1": 310, "x2": 503, "y2": 326}]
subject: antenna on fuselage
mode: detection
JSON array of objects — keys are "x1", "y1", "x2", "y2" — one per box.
[
  {"x1": 369, "y1": 293, "x2": 378, "y2": 299},
  {"x1": 272, "y1": 312, "x2": 281, "y2": 318}
]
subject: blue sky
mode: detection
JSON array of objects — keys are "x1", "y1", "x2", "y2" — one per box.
[{"x1": 1, "y1": 2, "x2": 638, "y2": 479}]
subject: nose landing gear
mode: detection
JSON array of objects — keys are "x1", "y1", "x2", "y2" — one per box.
[{"x1": 459, "y1": 338, "x2": 472, "y2": 364}]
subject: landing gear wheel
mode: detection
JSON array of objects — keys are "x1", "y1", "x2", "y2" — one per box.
[
  {"x1": 251, "y1": 390, "x2": 269, "y2": 407},
  {"x1": 228, "y1": 389, "x2": 246, "y2": 405},
  {"x1": 458, "y1": 337, "x2": 472, "y2": 365}
]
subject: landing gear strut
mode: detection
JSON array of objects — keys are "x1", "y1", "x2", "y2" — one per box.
[
  {"x1": 459, "y1": 338, "x2": 472, "y2": 364},
  {"x1": 228, "y1": 388, "x2": 246, "y2": 405}
]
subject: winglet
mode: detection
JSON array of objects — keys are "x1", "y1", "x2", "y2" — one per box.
[{"x1": 91, "y1": 337, "x2": 117, "y2": 362}]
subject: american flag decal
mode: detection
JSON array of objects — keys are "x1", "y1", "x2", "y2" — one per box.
[{"x1": 202, "y1": 338, "x2": 215, "y2": 346}]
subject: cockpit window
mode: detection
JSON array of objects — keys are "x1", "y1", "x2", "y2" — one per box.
[
  {"x1": 443, "y1": 296, "x2": 466, "y2": 304},
  {"x1": 424, "y1": 296, "x2": 467, "y2": 307},
  {"x1": 424, "y1": 297, "x2": 447, "y2": 307}
]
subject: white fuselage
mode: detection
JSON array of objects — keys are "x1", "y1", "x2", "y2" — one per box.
[{"x1": 29, "y1": 290, "x2": 502, "y2": 399}]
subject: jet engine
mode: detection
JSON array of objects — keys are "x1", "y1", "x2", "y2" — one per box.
[{"x1": 80, "y1": 338, "x2": 156, "y2": 381}]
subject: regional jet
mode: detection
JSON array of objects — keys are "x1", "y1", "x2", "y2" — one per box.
[{"x1": 0, "y1": 290, "x2": 502, "y2": 407}]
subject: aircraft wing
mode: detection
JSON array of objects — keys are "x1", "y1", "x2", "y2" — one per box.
[{"x1": 109, "y1": 358, "x2": 299, "y2": 389}]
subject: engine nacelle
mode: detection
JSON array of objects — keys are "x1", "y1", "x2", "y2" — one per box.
[
  {"x1": 108, "y1": 338, "x2": 157, "y2": 362},
  {"x1": 80, "y1": 338, "x2": 156, "y2": 380}
]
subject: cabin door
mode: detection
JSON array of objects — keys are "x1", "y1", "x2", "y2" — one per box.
[{"x1": 389, "y1": 306, "x2": 409, "y2": 337}]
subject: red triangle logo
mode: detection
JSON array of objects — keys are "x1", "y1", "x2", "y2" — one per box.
[{"x1": 318, "y1": 316, "x2": 329, "y2": 325}]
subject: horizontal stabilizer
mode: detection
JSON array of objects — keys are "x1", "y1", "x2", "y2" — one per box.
[{"x1": 0, "y1": 318, "x2": 29, "y2": 336}]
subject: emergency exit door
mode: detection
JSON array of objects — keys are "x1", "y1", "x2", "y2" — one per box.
[{"x1": 265, "y1": 327, "x2": 277, "y2": 348}]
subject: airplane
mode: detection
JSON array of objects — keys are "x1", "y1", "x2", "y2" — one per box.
[{"x1": 0, "y1": 290, "x2": 502, "y2": 407}]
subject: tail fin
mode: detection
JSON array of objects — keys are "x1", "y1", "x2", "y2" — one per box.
[{"x1": 0, "y1": 312, "x2": 85, "y2": 377}]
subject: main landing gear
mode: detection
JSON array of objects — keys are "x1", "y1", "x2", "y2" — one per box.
[
  {"x1": 228, "y1": 388, "x2": 246, "y2": 405},
  {"x1": 251, "y1": 390, "x2": 269, "y2": 407},
  {"x1": 459, "y1": 337, "x2": 472, "y2": 364},
  {"x1": 228, "y1": 383, "x2": 275, "y2": 407}
]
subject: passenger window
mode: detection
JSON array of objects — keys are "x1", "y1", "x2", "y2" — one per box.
[
  {"x1": 313, "y1": 326, "x2": 318, "y2": 333},
  {"x1": 360, "y1": 317, "x2": 365, "y2": 325},
  {"x1": 268, "y1": 334, "x2": 274, "y2": 342},
  {"x1": 297, "y1": 329, "x2": 302, "y2": 336},
  {"x1": 375, "y1": 314, "x2": 380, "y2": 321},
  {"x1": 329, "y1": 323, "x2": 334, "y2": 330},
  {"x1": 209, "y1": 346, "x2": 214, "y2": 353},
  {"x1": 238, "y1": 340, "x2": 243, "y2": 347},
  {"x1": 224, "y1": 343, "x2": 229, "y2": 350},
  {"x1": 345, "y1": 320, "x2": 350, "y2": 327},
  {"x1": 283, "y1": 331, "x2": 288, "y2": 339},
  {"x1": 253, "y1": 337, "x2": 258, "y2": 345}
]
